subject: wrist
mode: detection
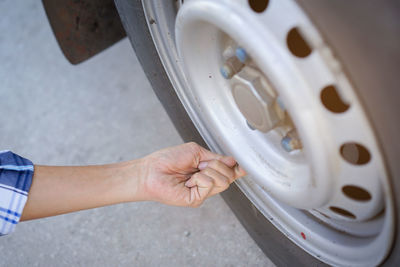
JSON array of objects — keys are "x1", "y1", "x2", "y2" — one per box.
[{"x1": 114, "y1": 158, "x2": 148, "y2": 203}]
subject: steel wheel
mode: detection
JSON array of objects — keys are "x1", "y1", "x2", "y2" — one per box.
[{"x1": 118, "y1": 0, "x2": 398, "y2": 265}]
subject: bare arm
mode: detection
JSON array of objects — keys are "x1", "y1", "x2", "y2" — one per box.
[
  {"x1": 21, "y1": 160, "x2": 143, "y2": 220},
  {"x1": 21, "y1": 143, "x2": 246, "y2": 221}
]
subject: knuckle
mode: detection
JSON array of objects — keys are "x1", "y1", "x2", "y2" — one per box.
[
  {"x1": 202, "y1": 168, "x2": 213, "y2": 177},
  {"x1": 187, "y1": 142, "x2": 199, "y2": 150},
  {"x1": 208, "y1": 159, "x2": 222, "y2": 169},
  {"x1": 194, "y1": 172, "x2": 214, "y2": 187},
  {"x1": 192, "y1": 172, "x2": 200, "y2": 179},
  {"x1": 216, "y1": 177, "x2": 229, "y2": 190},
  {"x1": 204, "y1": 176, "x2": 214, "y2": 187},
  {"x1": 222, "y1": 179, "x2": 230, "y2": 189}
]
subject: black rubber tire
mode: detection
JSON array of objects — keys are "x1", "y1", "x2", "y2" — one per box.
[{"x1": 114, "y1": 0, "x2": 399, "y2": 266}]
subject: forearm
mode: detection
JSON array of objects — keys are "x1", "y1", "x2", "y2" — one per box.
[
  {"x1": 21, "y1": 160, "x2": 144, "y2": 221},
  {"x1": 19, "y1": 143, "x2": 245, "y2": 221}
]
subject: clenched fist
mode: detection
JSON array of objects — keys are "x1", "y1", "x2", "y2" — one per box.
[{"x1": 140, "y1": 142, "x2": 246, "y2": 207}]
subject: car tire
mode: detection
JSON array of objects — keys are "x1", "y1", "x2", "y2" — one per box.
[{"x1": 114, "y1": 0, "x2": 400, "y2": 266}]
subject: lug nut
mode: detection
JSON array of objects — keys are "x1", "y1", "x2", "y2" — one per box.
[
  {"x1": 235, "y1": 47, "x2": 249, "y2": 63},
  {"x1": 281, "y1": 131, "x2": 302, "y2": 152},
  {"x1": 220, "y1": 56, "x2": 244, "y2": 79}
]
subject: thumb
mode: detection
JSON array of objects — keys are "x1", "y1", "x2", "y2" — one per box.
[{"x1": 198, "y1": 146, "x2": 237, "y2": 168}]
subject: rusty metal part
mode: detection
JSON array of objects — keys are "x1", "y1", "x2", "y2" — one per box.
[{"x1": 42, "y1": 0, "x2": 126, "y2": 64}]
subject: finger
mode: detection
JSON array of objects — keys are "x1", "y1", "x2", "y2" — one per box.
[
  {"x1": 199, "y1": 160, "x2": 235, "y2": 182},
  {"x1": 199, "y1": 160, "x2": 247, "y2": 182},
  {"x1": 196, "y1": 144, "x2": 237, "y2": 168},
  {"x1": 200, "y1": 167, "x2": 230, "y2": 196},
  {"x1": 233, "y1": 164, "x2": 247, "y2": 180},
  {"x1": 185, "y1": 172, "x2": 214, "y2": 206}
]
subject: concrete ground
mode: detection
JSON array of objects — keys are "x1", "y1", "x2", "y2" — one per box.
[{"x1": 0, "y1": 1, "x2": 274, "y2": 266}]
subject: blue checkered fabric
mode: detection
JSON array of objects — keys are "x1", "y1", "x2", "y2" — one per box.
[{"x1": 0, "y1": 150, "x2": 34, "y2": 235}]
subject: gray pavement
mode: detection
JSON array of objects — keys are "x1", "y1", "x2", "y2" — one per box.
[{"x1": 0, "y1": 1, "x2": 273, "y2": 266}]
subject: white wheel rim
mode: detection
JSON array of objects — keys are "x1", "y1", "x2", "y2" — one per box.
[{"x1": 142, "y1": 0, "x2": 395, "y2": 266}]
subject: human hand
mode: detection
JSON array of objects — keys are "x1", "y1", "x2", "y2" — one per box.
[{"x1": 138, "y1": 142, "x2": 246, "y2": 207}]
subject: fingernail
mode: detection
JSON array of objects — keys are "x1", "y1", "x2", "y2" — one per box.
[
  {"x1": 198, "y1": 161, "x2": 208, "y2": 170},
  {"x1": 236, "y1": 164, "x2": 246, "y2": 176},
  {"x1": 223, "y1": 156, "x2": 236, "y2": 167}
]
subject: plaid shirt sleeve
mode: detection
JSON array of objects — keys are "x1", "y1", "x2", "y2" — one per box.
[{"x1": 0, "y1": 150, "x2": 34, "y2": 235}]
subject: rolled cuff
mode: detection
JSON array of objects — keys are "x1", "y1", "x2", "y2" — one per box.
[{"x1": 0, "y1": 151, "x2": 34, "y2": 235}]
